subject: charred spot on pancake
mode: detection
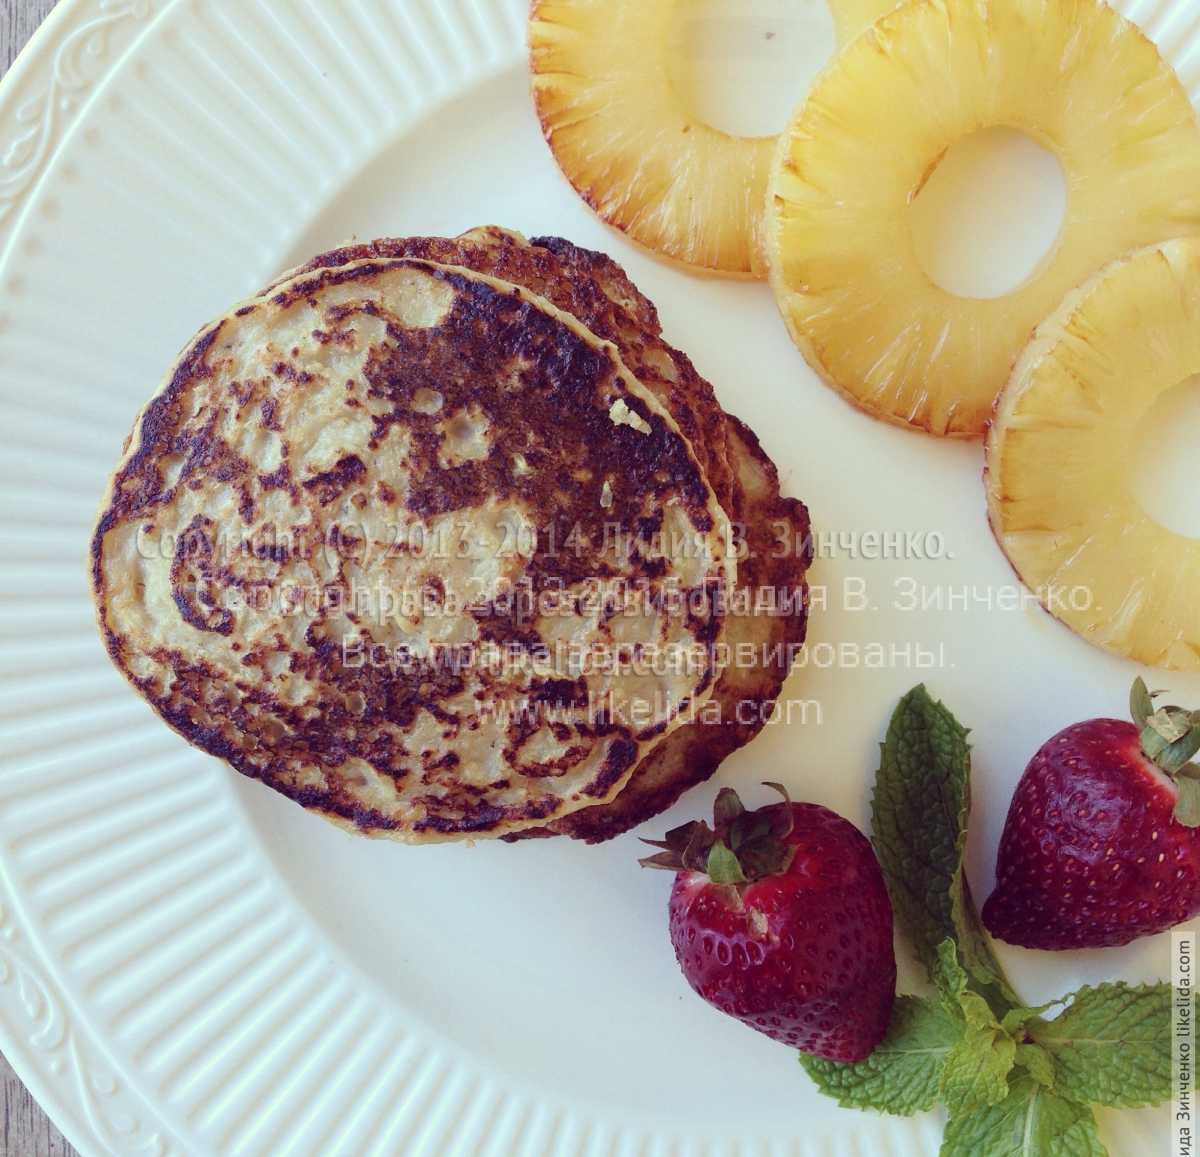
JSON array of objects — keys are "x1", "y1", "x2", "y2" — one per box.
[
  {"x1": 258, "y1": 463, "x2": 291, "y2": 490},
  {"x1": 533, "y1": 677, "x2": 588, "y2": 708},
  {"x1": 273, "y1": 361, "x2": 314, "y2": 386},
  {"x1": 169, "y1": 515, "x2": 234, "y2": 636},
  {"x1": 302, "y1": 454, "x2": 367, "y2": 505}
]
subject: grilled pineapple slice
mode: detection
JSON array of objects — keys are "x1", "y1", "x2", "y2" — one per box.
[
  {"x1": 987, "y1": 239, "x2": 1200, "y2": 670},
  {"x1": 767, "y1": 0, "x2": 1200, "y2": 437},
  {"x1": 531, "y1": 0, "x2": 770, "y2": 276},
  {"x1": 529, "y1": 0, "x2": 897, "y2": 277}
]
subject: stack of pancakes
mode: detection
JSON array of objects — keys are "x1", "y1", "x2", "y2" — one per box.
[{"x1": 91, "y1": 227, "x2": 811, "y2": 844}]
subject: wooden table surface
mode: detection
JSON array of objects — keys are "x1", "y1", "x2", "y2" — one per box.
[{"x1": 0, "y1": 2, "x2": 75, "y2": 1150}]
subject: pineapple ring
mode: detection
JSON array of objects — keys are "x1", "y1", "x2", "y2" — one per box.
[
  {"x1": 529, "y1": 0, "x2": 897, "y2": 277},
  {"x1": 767, "y1": 0, "x2": 1200, "y2": 437},
  {"x1": 987, "y1": 239, "x2": 1200, "y2": 671}
]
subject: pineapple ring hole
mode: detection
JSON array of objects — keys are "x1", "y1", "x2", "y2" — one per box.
[
  {"x1": 1132, "y1": 374, "x2": 1200, "y2": 539},
  {"x1": 909, "y1": 127, "x2": 1067, "y2": 301},
  {"x1": 666, "y1": 0, "x2": 835, "y2": 138}
]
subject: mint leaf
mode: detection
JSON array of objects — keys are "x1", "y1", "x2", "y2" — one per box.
[
  {"x1": 934, "y1": 940, "x2": 1017, "y2": 1116},
  {"x1": 1001, "y1": 1004, "x2": 1056, "y2": 1035},
  {"x1": 933, "y1": 938, "x2": 970, "y2": 1002},
  {"x1": 941, "y1": 1023, "x2": 1017, "y2": 1117},
  {"x1": 951, "y1": 880, "x2": 1016, "y2": 1013},
  {"x1": 1014, "y1": 1043, "x2": 1056, "y2": 1089},
  {"x1": 934, "y1": 941, "x2": 1003, "y2": 1032},
  {"x1": 1025, "y1": 983, "x2": 1172, "y2": 1108},
  {"x1": 872, "y1": 686, "x2": 1019, "y2": 1014},
  {"x1": 801, "y1": 996, "x2": 961, "y2": 1116},
  {"x1": 942, "y1": 1075, "x2": 1106, "y2": 1156}
]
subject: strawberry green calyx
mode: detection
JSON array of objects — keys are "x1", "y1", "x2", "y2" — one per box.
[
  {"x1": 638, "y1": 784, "x2": 796, "y2": 882},
  {"x1": 1129, "y1": 677, "x2": 1200, "y2": 827}
]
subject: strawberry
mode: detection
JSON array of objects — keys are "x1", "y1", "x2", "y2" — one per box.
[
  {"x1": 640, "y1": 785, "x2": 896, "y2": 1062},
  {"x1": 983, "y1": 678, "x2": 1200, "y2": 951}
]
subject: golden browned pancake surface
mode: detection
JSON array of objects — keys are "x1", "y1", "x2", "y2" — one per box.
[{"x1": 93, "y1": 258, "x2": 735, "y2": 841}]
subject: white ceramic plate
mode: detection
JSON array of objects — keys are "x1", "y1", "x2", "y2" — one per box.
[{"x1": 1, "y1": 1, "x2": 1197, "y2": 1154}]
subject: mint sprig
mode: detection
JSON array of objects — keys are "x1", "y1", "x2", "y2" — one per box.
[{"x1": 799, "y1": 685, "x2": 1182, "y2": 1155}]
